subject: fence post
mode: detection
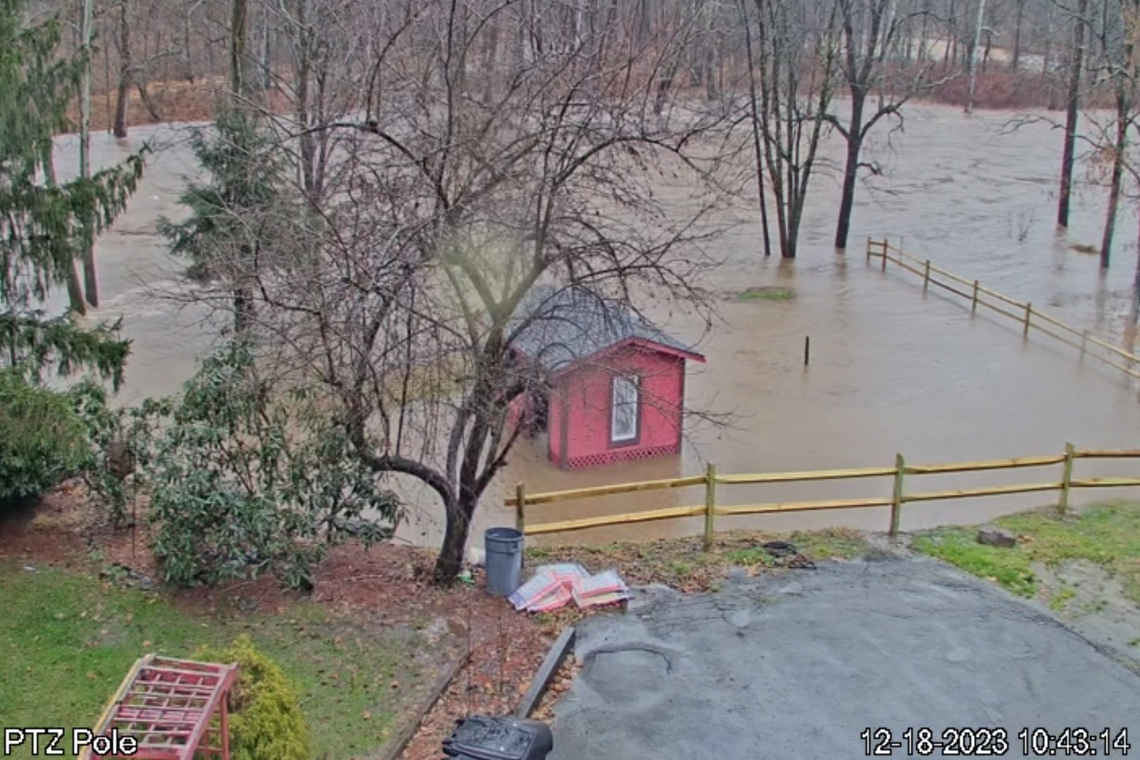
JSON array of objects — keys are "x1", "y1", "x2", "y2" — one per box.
[
  {"x1": 1023, "y1": 303, "x2": 1032, "y2": 338},
  {"x1": 890, "y1": 453, "x2": 905, "y2": 537},
  {"x1": 703, "y1": 462, "x2": 717, "y2": 551},
  {"x1": 1060, "y1": 443, "x2": 1075, "y2": 515},
  {"x1": 882, "y1": 239, "x2": 889, "y2": 271},
  {"x1": 866, "y1": 237, "x2": 872, "y2": 262},
  {"x1": 515, "y1": 483, "x2": 526, "y2": 534},
  {"x1": 923, "y1": 260, "x2": 931, "y2": 292},
  {"x1": 971, "y1": 280, "x2": 979, "y2": 312}
]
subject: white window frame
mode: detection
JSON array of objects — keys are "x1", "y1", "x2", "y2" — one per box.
[{"x1": 610, "y1": 374, "x2": 640, "y2": 444}]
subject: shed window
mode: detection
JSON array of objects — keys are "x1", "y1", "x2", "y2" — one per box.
[{"x1": 611, "y1": 375, "x2": 640, "y2": 443}]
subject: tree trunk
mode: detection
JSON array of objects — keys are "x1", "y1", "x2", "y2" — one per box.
[
  {"x1": 741, "y1": 0, "x2": 771, "y2": 257},
  {"x1": 1011, "y1": 0, "x2": 1025, "y2": 71},
  {"x1": 230, "y1": 0, "x2": 249, "y2": 101},
  {"x1": 234, "y1": 286, "x2": 254, "y2": 333},
  {"x1": 79, "y1": 0, "x2": 98, "y2": 307},
  {"x1": 918, "y1": 0, "x2": 928, "y2": 61},
  {"x1": 66, "y1": 264, "x2": 87, "y2": 316},
  {"x1": 481, "y1": 12, "x2": 500, "y2": 104},
  {"x1": 294, "y1": 0, "x2": 314, "y2": 195},
  {"x1": 1134, "y1": 197, "x2": 1140, "y2": 291},
  {"x1": 1057, "y1": 0, "x2": 1086, "y2": 228},
  {"x1": 432, "y1": 496, "x2": 472, "y2": 583},
  {"x1": 1101, "y1": 102, "x2": 1128, "y2": 268},
  {"x1": 259, "y1": 12, "x2": 271, "y2": 92},
  {"x1": 947, "y1": 0, "x2": 957, "y2": 71},
  {"x1": 135, "y1": 81, "x2": 161, "y2": 120},
  {"x1": 965, "y1": 0, "x2": 986, "y2": 112},
  {"x1": 834, "y1": 93, "x2": 865, "y2": 250},
  {"x1": 112, "y1": 0, "x2": 131, "y2": 139}
]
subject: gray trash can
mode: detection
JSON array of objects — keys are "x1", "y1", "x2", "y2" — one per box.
[{"x1": 484, "y1": 527, "x2": 524, "y2": 597}]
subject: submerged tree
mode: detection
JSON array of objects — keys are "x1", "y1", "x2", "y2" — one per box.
[
  {"x1": 830, "y1": 0, "x2": 932, "y2": 250},
  {"x1": 741, "y1": 0, "x2": 840, "y2": 259},
  {"x1": 1058, "y1": 0, "x2": 1089, "y2": 229},
  {"x1": 0, "y1": 0, "x2": 143, "y2": 383}
]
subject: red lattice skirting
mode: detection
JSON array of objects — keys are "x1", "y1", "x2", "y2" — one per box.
[{"x1": 563, "y1": 443, "x2": 680, "y2": 470}]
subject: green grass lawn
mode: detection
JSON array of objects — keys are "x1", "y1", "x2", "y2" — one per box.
[
  {"x1": 0, "y1": 564, "x2": 426, "y2": 759},
  {"x1": 912, "y1": 501, "x2": 1140, "y2": 603}
]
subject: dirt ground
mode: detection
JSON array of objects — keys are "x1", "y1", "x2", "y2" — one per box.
[{"x1": 1036, "y1": 559, "x2": 1140, "y2": 668}]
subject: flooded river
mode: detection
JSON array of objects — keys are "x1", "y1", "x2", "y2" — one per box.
[{"x1": 51, "y1": 103, "x2": 1140, "y2": 549}]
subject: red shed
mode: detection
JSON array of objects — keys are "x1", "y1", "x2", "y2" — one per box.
[{"x1": 513, "y1": 287, "x2": 705, "y2": 470}]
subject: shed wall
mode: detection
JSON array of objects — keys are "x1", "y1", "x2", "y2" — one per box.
[{"x1": 549, "y1": 346, "x2": 685, "y2": 469}]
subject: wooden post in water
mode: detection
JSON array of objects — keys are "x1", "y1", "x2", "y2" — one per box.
[
  {"x1": 1023, "y1": 303, "x2": 1032, "y2": 338},
  {"x1": 703, "y1": 463, "x2": 717, "y2": 551},
  {"x1": 804, "y1": 336, "x2": 810, "y2": 366},
  {"x1": 1060, "y1": 443, "x2": 1075, "y2": 515},
  {"x1": 923, "y1": 260, "x2": 932, "y2": 292},
  {"x1": 971, "y1": 280, "x2": 979, "y2": 312},
  {"x1": 515, "y1": 483, "x2": 526, "y2": 534},
  {"x1": 881, "y1": 239, "x2": 889, "y2": 271},
  {"x1": 890, "y1": 453, "x2": 906, "y2": 537}
]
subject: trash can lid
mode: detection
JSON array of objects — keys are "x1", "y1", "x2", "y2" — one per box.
[{"x1": 485, "y1": 527, "x2": 523, "y2": 541}]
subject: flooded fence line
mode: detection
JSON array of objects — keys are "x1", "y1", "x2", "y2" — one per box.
[
  {"x1": 866, "y1": 238, "x2": 1140, "y2": 381},
  {"x1": 507, "y1": 445, "x2": 1140, "y2": 542}
]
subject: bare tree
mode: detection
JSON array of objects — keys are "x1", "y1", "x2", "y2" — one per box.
[
  {"x1": 112, "y1": 0, "x2": 132, "y2": 137},
  {"x1": 965, "y1": 0, "x2": 987, "y2": 111},
  {"x1": 1058, "y1": 0, "x2": 1089, "y2": 227},
  {"x1": 1087, "y1": 0, "x2": 1140, "y2": 266},
  {"x1": 741, "y1": 0, "x2": 840, "y2": 258},
  {"x1": 831, "y1": 0, "x2": 932, "y2": 250}
]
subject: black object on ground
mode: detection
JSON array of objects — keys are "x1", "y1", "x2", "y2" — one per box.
[
  {"x1": 442, "y1": 715, "x2": 553, "y2": 760},
  {"x1": 977, "y1": 526, "x2": 1017, "y2": 548},
  {"x1": 762, "y1": 541, "x2": 797, "y2": 558}
]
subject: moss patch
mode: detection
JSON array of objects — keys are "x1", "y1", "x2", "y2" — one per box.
[
  {"x1": 912, "y1": 501, "x2": 1140, "y2": 604},
  {"x1": 0, "y1": 565, "x2": 420, "y2": 759},
  {"x1": 736, "y1": 286, "x2": 795, "y2": 302}
]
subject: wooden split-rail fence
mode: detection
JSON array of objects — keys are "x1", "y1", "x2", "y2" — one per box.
[
  {"x1": 866, "y1": 238, "x2": 1140, "y2": 381},
  {"x1": 508, "y1": 444, "x2": 1140, "y2": 544}
]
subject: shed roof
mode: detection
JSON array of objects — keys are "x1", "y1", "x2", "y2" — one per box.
[{"x1": 511, "y1": 286, "x2": 704, "y2": 374}]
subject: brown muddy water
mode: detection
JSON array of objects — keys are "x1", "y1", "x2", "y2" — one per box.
[{"x1": 47, "y1": 103, "x2": 1140, "y2": 551}]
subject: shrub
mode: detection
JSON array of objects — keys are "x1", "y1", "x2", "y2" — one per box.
[
  {"x1": 145, "y1": 344, "x2": 402, "y2": 590},
  {"x1": 196, "y1": 636, "x2": 310, "y2": 760},
  {"x1": 0, "y1": 371, "x2": 90, "y2": 506}
]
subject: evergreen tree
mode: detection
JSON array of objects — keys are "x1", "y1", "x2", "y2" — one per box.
[
  {"x1": 160, "y1": 109, "x2": 284, "y2": 334},
  {"x1": 0, "y1": 0, "x2": 143, "y2": 386}
]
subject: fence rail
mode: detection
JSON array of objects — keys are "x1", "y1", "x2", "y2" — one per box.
[
  {"x1": 507, "y1": 444, "x2": 1140, "y2": 543},
  {"x1": 866, "y1": 238, "x2": 1140, "y2": 380}
]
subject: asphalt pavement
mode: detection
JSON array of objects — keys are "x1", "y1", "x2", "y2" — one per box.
[{"x1": 549, "y1": 554, "x2": 1140, "y2": 759}]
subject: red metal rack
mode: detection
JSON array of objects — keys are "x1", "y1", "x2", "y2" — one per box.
[{"x1": 81, "y1": 655, "x2": 239, "y2": 760}]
